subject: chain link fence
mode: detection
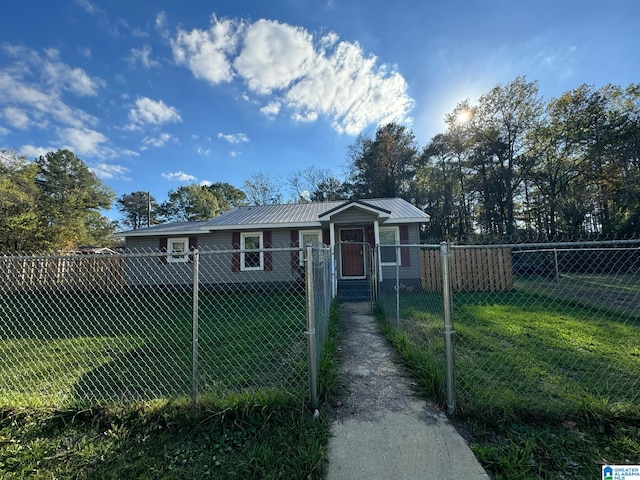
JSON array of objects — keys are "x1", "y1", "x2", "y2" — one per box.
[
  {"x1": 0, "y1": 245, "x2": 332, "y2": 408},
  {"x1": 378, "y1": 241, "x2": 640, "y2": 418}
]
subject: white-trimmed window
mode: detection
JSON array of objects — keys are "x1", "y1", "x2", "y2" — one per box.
[
  {"x1": 241, "y1": 232, "x2": 263, "y2": 271},
  {"x1": 299, "y1": 229, "x2": 322, "y2": 265},
  {"x1": 167, "y1": 237, "x2": 189, "y2": 263},
  {"x1": 379, "y1": 227, "x2": 400, "y2": 265}
]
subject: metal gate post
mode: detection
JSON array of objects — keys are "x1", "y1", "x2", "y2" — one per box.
[
  {"x1": 440, "y1": 242, "x2": 456, "y2": 414},
  {"x1": 305, "y1": 245, "x2": 318, "y2": 409},
  {"x1": 396, "y1": 245, "x2": 401, "y2": 328},
  {"x1": 192, "y1": 249, "x2": 200, "y2": 405}
]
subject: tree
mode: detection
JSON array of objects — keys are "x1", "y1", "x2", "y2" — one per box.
[
  {"x1": 346, "y1": 123, "x2": 418, "y2": 199},
  {"x1": 310, "y1": 176, "x2": 347, "y2": 202},
  {"x1": 161, "y1": 184, "x2": 221, "y2": 222},
  {"x1": 0, "y1": 150, "x2": 39, "y2": 251},
  {"x1": 466, "y1": 77, "x2": 543, "y2": 237},
  {"x1": 206, "y1": 182, "x2": 248, "y2": 211},
  {"x1": 243, "y1": 172, "x2": 283, "y2": 205},
  {"x1": 117, "y1": 191, "x2": 162, "y2": 230},
  {"x1": 35, "y1": 149, "x2": 115, "y2": 250},
  {"x1": 287, "y1": 166, "x2": 346, "y2": 202}
]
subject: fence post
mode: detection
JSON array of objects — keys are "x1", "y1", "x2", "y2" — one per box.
[
  {"x1": 192, "y1": 249, "x2": 200, "y2": 406},
  {"x1": 305, "y1": 245, "x2": 318, "y2": 409},
  {"x1": 440, "y1": 242, "x2": 456, "y2": 414},
  {"x1": 396, "y1": 245, "x2": 401, "y2": 328}
]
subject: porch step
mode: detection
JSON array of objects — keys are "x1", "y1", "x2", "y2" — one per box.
[{"x1": 337, "y1": 280, "x2": 371, "y2": 301}]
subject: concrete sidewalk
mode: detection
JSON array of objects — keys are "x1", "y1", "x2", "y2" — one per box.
[{"x1": 326, "y1": 302, "x2": 489, "y2": 480}]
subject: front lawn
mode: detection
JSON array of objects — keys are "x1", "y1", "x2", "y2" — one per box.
[
  {"x1": 0, "y1": 290, "x2": 308, "y2": 407},
  {"x1": 0, "y1": 300, "x2": 341, "y2": 479},
  {"x1": 378, "y1": 289, "x2": 640, "y2": 479}
]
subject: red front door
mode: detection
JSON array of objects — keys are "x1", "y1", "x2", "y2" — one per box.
[{"x1": 340, "y1": 229, "x2": 365, "y2": 277}]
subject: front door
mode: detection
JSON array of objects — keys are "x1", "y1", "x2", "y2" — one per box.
[{"x1": 340, "y1": 228, "x2": 365, "y2": 278}]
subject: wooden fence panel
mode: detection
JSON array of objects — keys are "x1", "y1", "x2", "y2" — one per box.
[
  {"x1": 420, "y1": 247, "x2": 513, "y2": 292},
  {"x1": 0, "y1": 256, "x2": 125, "y2": 293}
]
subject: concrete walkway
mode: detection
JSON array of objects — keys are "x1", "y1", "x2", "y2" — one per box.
[{"x1": 326, "y1": 302, "x2": 489, "y2": 480}]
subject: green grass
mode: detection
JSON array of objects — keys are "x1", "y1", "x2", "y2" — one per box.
[
  {"x1": 377, "y1": 288, "x2": 640, "y2": 479},
  {"x1": 0, "y1": 300, "x2": 342, "y2": 479},
  {"x1": 0, "y1": 290, "x2": 308, "y2": 407},
  {"x1": 0, "y1": 394, "x2": 331, "y2": 479}
]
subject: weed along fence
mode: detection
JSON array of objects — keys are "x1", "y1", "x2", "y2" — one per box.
[
  {"x1": 0, "y1": 246, "x2": 332, "y2": 409},
  {"x1": 381, "y1": 240, "x2": 640, "y2": 418}
]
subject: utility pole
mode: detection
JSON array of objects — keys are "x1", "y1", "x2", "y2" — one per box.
[{"x1": 147, "y1": 191, "x2": 151, "y2": 227}]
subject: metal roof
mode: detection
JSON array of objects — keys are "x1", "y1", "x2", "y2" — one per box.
[
  {"x1": 203, "y1": 198, "x2": 428, "y2": 229},
  {"x1": 117, "y1": 221, "x2": 211, "y2": 237},
  {"x1": 118, "y1": 198, "x2": 429, "y2": 236}
]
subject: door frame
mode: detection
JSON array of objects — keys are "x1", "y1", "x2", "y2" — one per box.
[{"x1": 338, "y1": 227, "x2": 366, "y2": 279}]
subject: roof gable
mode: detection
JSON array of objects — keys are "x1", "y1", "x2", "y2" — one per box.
[{"x1": 318, "y1": 199, "x2": 391, "y2": 222}]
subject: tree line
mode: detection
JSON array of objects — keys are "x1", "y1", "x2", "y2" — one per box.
[
  {"x1": 2, "y1": 76, "x2": 638, "y2": 251},
  {"x1": 344, "y1": 77, "x2": 640, "y2": 242}
]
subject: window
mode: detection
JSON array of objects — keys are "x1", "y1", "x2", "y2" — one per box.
[
  {"x1": 299, "y1": 230, "x2": 322, "y2": 265},
  {"x1": 241, "y1": 232, "x2": 263, "y2": 271},
  {"x1": 167, "y1": 237, "x2": 189, "y2": 263},
  {"x1": 379, "y1": 227, "x2": 399, "y2": 265}
]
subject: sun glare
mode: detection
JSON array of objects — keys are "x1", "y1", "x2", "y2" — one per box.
[{"x1": 455, "y1": 110, "x2": 471, "y2": 125}]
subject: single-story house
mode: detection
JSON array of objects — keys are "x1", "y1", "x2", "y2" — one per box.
[{"x1": 118, "y1": 197, "x2": 429, "y2": 296}]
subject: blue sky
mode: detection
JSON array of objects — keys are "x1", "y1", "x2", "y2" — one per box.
[{"x1": 1, "y1": 0, "x2": 638, "y2": 216}]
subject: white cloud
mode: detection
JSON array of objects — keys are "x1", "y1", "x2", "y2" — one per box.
[
  {"x1": 171, "y1": 16, "x2": 413, "y2": 135},
  {"x1": 162, "y1": 171, "x2": 197, "y2": 182},
  {"x1": 234, "y1": 19, "x2": 314, "y2": 94},
  {"x1": 142, "y1": 132, "x2": 172, "y2": 148},
  {"x1": 199, "y1": 180, "x2": 212, "y2": 187},
  {"x1": 291, "y1": 111, "x2": 318, "y2": 123},
  {"x1": 0, "y1": 45, "x2": 102, "y2": 133},
  {"x1": 59, "y1": 127, "x2": 108, "y2": 156},
  {"x1": 75, "y1": 0, "x2": 99, "y2": 15},
  {"x1": 155, "y1": 11, "x2": 170, "y2": 39},
  {"x1": 77, "y1": 47, "x2": 92, "y2": 59},
  {"x1": 284, "y1": 40, "x2": 413, "y2": 134},
  {"x1": 127, "y1": 97, "x2": 181, "y2": 128},
  {"x1": 3, "y1": 106, "x2": 30, "y2": 129},
  {"x1": 171, "y1": 16, "x2": 241, "y2": 85},
  {"x1": 217, "y1": 132, "x2": 248, "y2": 144},
  {"x1": 91, "y1": 162, "x2": 131, "y2": 180},
  {"x1": 127, "y1": 45, "x2": 160, "y2": 69},
  {"x1": 20, "y1": 144, "x2": 53, "y2": 159},
  {"x1": 260, "y1": 101, "x2": 281, "y2": 118},
  {"x1": 42, "y1": 61, "x2": 105, "y2": 96},
  {"x1": 196, "y1": 147, "x2": 211, "y2": 156}
]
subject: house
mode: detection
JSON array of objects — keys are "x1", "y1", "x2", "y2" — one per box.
[{"x1": 118, "y1": 198, "x2": 429, "y2": 297}]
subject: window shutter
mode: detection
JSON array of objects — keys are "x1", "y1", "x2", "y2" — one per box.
[
  {"x1": 159, "y1": 237, "x2": 167, "y2": 264},
  {"x1": 400, "y1": 225, "x2": 410, "y2": 267},
  {"x1": 188, "y1": 236, "x2": 197, "y2": 262},
  {"x1": 232, "y1": 232, "x2": 240, "y2": 272},
  {"x1": 290, "y1": 230, "x2": 299, "y2": 271},
  {"x1": 322, "y1": 229, "x2": 330, "y2": 246},
  {"x1": 264, "y1": 230, "x2": 273, "y2": 271}
]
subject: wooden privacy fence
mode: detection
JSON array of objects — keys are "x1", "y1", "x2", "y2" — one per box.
[
  {"x1": 0, "y1": 255, "x2": 125, "y2": 292},
  {"x1": 421, "y1": 247, "x2": 513, "y2": 292}
]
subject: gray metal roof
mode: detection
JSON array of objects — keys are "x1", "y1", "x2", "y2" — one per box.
[
  {"x1": 119, "y1": 198, "x2": 429, "y2": 236},
  {"x1": 117, "y1": 221, "x2": 210, "y2": 237},
  {"x1": 203, "y1": 198, "x2": 428, "y2": 229}
]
